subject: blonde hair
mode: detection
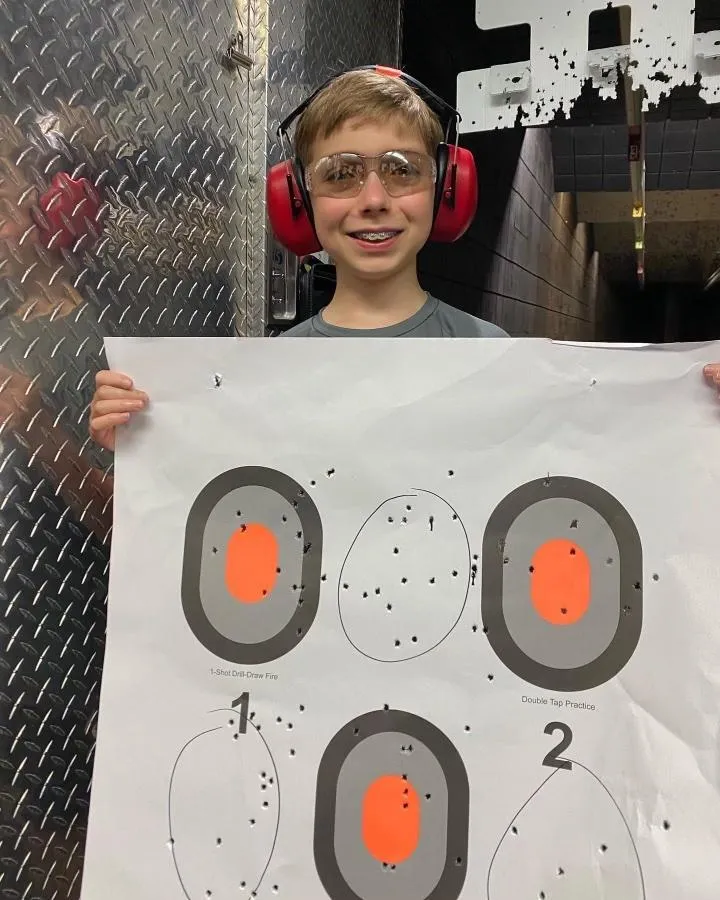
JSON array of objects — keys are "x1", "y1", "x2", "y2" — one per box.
[{"x1": 293, "y1": 70, "x2": 445, "y2": 166}]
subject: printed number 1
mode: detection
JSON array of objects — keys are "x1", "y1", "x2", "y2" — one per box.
[
  {"x1": 232, "y1": 692, "x2": 250, "y2": 734},
  {"x1": 543, "y1": 721, "x2": 573, "y2": 770}
]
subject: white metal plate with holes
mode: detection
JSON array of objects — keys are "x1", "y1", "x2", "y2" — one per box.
[{"x1": 457, "y1": 1, "x2": 720, "y2": 133}]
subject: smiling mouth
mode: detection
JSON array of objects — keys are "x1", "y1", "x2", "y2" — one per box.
[{"x1": 347, "y1": 230, "x2": 402, "y2": 243}]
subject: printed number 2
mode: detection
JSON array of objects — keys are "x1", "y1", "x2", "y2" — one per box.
[
  {"x1": 232, "y1": 692, "x2": 250, "y2": 734},
  {"x1": 543, "y1": 721, "x2": 573, "y2": 771}
]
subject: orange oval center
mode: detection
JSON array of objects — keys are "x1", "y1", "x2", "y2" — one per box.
[
  {"x1": 362, "y1": 774, "x2": 420, "y2": 865},
  {"x1": 225, "y1": 523, "x2": 278, "y2": 603},
  {"x1": 530, "y1": 538, "x2": 590, "y2": 625}
]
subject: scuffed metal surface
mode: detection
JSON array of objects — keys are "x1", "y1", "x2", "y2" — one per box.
[{"x1": 457, "y1": 1, "x2": 719, "y2": 132}]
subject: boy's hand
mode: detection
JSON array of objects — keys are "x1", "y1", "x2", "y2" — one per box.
[{"x1": 89, "y1": 370, "x2": 148, "y2": 452}]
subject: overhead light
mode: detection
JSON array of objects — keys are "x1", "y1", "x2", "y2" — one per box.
[
  {"x1": 632, "y1": 204, "x2": 643, "y2": 218},
  {"x1": 635, "y1": 239, "x2": 644, "y2": 250}
]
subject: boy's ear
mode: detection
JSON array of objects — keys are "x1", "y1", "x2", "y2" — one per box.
[{"x1": 266, "y1": 159, "x2": 322, "y2": 257}]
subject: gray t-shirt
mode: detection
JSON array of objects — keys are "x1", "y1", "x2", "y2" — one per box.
[{"x1": 280, "y1": 294, "x2": 508, "y2": 337}]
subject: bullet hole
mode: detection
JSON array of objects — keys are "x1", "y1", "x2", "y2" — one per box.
[
  {"x1": 388, "y1": 516, "x2": 394, "y2": 523},
  {"x1": 206, "y1": 891, "x2": 213, "y2": 898},
  {"x1": 321, "y1": 574, "x2": 327, "y2": 581},
  {"x1": 544, "y1": 475, "x2": 551, "y2": 486},
  {"x1": 393, "y1": 547, "x2": 399, "y2": 554},
  {"x1": 429, "y1": 576, "x2": 435, "y2": 584},
  {"x1": 455, "y1": 856, "x2": 463, "y2": 865},
  {"x1": 464, "y1": 725, "x2": 471, "y2": 733},
  {"x1": 503, "y1": 557, "x2": 510, "y2": 565},
  {"x1": 375, "y1": 587, "x2": 381, "y2": 595},
  {"x1": 663, "y1": 819, "x2": 671, "y2": 830},
  {"x1": 606, "y1": 557, "x2": 614, "y2": 565},
  {"x1": 310, "y1": 480, "x2": 316, "y2": 486},
  {"x1": 342, "y1": 583, "x2": 349, "y2": 590},
  {"x1": 483, "y1": 624, "x2": 489, "y2": 634},
  {"x1": 411, "y1": 636, "x2": 418, "y2": 643},
  {"x1": 634, "y1": 581, "x2": 641, "y2": 590},
  {"x1": 213, "y1": 373, "x2": 222, "y2": 387},
  {"x1": 282, "y1": 514, "x2": 287, "y2": 522},
  {"x1": 557, "y1": 867, "x2": 565, "y2": 876},
  {"x1": 600, "y1": 843, "x2": 608, "y2": 853},
  {"x1": 652, "y1": 573, "x2": 659, "y2": 581},
  {"x1": 326, "y1": 468, "x2": 335, "y2": 477},
  {"x1": 383, "y1": 704, "x2": 390, "y2": 711},
  {"x1": 569, "y1": 547, "x2": 576, "y2": 556},
  {"x1": 622, "y1": 605, "x2": 632, "y2": 615},
  {"x1": 429, "y1": 515, "x2": 434, "y2": 531},
  {"x1": 452, "y1": 570, "x2": 458, "y2": 577},
  {"x1": 212, "y1": 546, "x2": 218, "y2": 554},
  {"x1": 236, "y1": 510, "x2": 242, "y2": 517},
  {"x1": 249, "y1": 819, "x2": 256, "y2": 826},
  {"x1": 299, "y1": 705, "x2": 305, "y2": 712},
  {"x1": 386, "y1": 604, "x2": 393, "y2": 611},
  {"x1": 448, "y1": 470, "x2": 455, "y2": 477},
  {"x1": 425, "y1": 793, "x2": 431, "y2": 800},
  {"x1": 487, "y1": 674, "x2": 494, "y2": 681},
  {"x1": 216, "y1": 837, "x2": 223, "y2": 846},
  {"x1": 539, "y1": 893, "x2": 546, "y2": 899},
  {"x1": 529, "y1": 565, "x2": 535, "y2": 573},
  {"x1": 561, "y1": 607, "x2": 568, "y2": 615},
  {"x1": 401, "y1": 577, "x2": 407, "y2": 584},
  {"x1": 289, "y1": 748, "x2": 296, "y2": 757},
  {"x1": 511, "y1": 826, "x2": 518, "y2": 835}
]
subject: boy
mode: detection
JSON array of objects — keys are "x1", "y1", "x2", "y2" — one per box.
[{"x1": 89, "y1": 67, "x2": 720, "y2": 448}]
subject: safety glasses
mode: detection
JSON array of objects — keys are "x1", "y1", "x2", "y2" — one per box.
[{"x1": 305, "y1": 150, "x2": 437, "y2": 198}]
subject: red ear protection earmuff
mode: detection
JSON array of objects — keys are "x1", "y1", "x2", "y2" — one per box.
[
  {"x1": 266, "y1": 65, "x2": 479, "y2": 258},
  {"x1": 31, "y1": 171, "x2": 103, "y2": 252}
]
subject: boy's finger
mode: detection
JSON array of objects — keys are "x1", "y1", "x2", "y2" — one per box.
[
  {"x1": 89, "y1": 412, "x2": 130, "y2": 433},
  {"x1": 95, "y1": 370, "x2": 134, "y2": 389},
  {"x1": 94, "y1": 385, "x2": 148, "y2": 403},
  {"x1": 92, "y1": 399, "x2": 145, "y2": 416}
]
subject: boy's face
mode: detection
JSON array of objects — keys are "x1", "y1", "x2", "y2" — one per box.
[{"x1": 307, "y1": 117, "x2": 435, "y2": 283}]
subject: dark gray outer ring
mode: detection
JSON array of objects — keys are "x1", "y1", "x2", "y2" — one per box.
[
  {"x1": 314, "y1": 709, "x2": 469, "y2": 900},
  {"x1": 481, "y1": 477, "x2": 643, "y2": 692},
  {"x1": 181, "y1": 466, "x2": 323, "y2": 664}
]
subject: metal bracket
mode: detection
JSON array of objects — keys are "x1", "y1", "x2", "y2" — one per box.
[
  {"x1": 694, "y1": 31, "x2": 720, "y2": 62},
  {"x1": 221, "y1": 32, "x2": 252, "y2": 72}
]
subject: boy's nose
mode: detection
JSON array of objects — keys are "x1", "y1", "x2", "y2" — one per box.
[{"x1": 357, "y1": 171, "x2": 390, "y2": 209}]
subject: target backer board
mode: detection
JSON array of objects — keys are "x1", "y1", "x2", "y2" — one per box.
[{"x1": 81, "y1": 335, "x2": 720, "y2": 900}]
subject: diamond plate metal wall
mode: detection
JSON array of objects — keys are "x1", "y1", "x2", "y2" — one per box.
[
  {"x1": 0, "y1": 0, "x2": 401, "y2": 897},
  {"x1": 0, "y1": 0, "x2": 266, "y2": 897}
]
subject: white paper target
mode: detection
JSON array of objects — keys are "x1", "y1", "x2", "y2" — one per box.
[
  {"x1": 168, "y1": 703, "x2": 280, "y2": 899},
  {"x1": 338, "y1": 491, "x2": 471, "y2": 662},
  {"x1": 487, "y1": 760, "x2": 645, "y2": 899}
]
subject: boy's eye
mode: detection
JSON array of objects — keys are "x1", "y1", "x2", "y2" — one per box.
[
  {"x1": 323, "y1": 157, "x2": 362, "y2": 181},
  {"x1": 381, "y1": 153, "x2": 420, "y2": 177}
]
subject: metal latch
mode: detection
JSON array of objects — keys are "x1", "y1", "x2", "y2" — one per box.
[{"x1": 221, "y1": 32, "x2": 252, "y2": 72}]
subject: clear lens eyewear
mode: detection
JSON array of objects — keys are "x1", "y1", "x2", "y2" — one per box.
[{"x1": 306, "y1": 150, "x2": 436, "y2": 198}]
